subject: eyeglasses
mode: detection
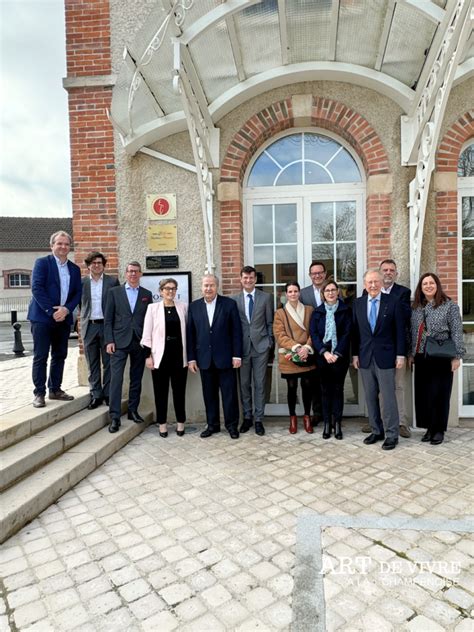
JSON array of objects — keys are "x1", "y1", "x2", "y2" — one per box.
[
  {"x1": 91, "y1": 261, "x2": 104, "y2": 266},
  {"x1": 127, "y1": 270, "x2": 140, "y2": 275},
  {"x1": 162, "y1": 286, "x2": 177, "y2": 291},
  {"x1": 324, "y1": 289, "x2": 337, "y2": 293},
  {"x1": 311, "y1": 271, "x2": 326, "y2": 276}
]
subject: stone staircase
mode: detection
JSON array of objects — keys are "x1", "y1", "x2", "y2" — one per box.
[{"x1": 0, "y1": 387, "x2": 153, "y2": 543}]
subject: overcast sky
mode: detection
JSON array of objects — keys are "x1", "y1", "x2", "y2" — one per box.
[{"x1": 0, "y1": 0, "x2": 71, "y2": 218}]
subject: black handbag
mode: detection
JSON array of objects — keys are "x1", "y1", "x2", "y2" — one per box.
[{"x1": 423, "y1": 309, "x2": 457, "y2": 359}]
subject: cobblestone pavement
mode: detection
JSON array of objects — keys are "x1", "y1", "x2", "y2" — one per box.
[{"x1": 1, "y1": 355, "x2": 473, "y2": 631}]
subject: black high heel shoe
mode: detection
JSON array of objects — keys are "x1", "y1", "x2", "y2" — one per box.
[
  {"x1": 159, "y1": 424, "x2": 168, "y2": 438},
  {"x1": 176, "y1": 423, "x2": 185, "y2": 437}
]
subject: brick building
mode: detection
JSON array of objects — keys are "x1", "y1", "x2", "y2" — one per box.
[{"x1": 64, "y1": 0, "x2": 473, "y2": 422}]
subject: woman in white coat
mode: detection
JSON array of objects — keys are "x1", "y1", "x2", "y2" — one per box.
[{"x1": 141, "y1": 278, "x2": 188, "y2": 437}]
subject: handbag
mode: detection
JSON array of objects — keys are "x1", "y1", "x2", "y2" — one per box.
[
  {"x1": 423, "y1": 309, "x2": 457, "y2": 359},
  {"x1": 282, "y1": 308, "x2": 316, "y2": 365}
]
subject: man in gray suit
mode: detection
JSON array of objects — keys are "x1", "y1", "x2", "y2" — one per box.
[
  {"x1": 104, "y1": 261, "x2": 152, "y2": 433},
  {"x1": 232, "y1": 266, "x2": 273, "y2": 436},
  {"x1": 300, "y1": 260, "x2": 327, "y2": 424},
  {"x1": 81, "y1": 251, "x2": 119, "y2": 409}
]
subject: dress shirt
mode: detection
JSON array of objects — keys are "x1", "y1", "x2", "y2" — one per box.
[
  {"x1": 125, "y1": 283, "x2": 139, "y2": 313},
  {"x1": 367, "y1": 293, "x2": 381, "y2": 321},
  {"x1": 54, "y1": 255, "x2": 70, "y2": 306},
  {"x1": 313, "y1": 286, "x2": 322, "y2": 307},
  {"x1": 205, "y1": 296, "x2": 217, "y2": 326},
  {"x1": 90, "y1": 275, "x2": 104, "y2": 319},
  {"x1": 244, "y1": 289, "x2": 255, "y2": 322},
  {"x1": 381, "y1": 284, "x2": 393, "y2": 294}
]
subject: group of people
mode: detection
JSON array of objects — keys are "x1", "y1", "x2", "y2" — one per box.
[{"x1": 28, "y1": 232, "x2": 465, "y2": 449}]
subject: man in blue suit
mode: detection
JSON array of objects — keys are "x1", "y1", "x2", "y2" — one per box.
[
  {"x1": 27, "y1": 231, "x2": 82, "y2": 408},
  {"x1": 352, "y1": 269, "x2": 406, "y2": 450},
  {"x1": 187, "y1": 274, "x2": 243, "y2": 439}
]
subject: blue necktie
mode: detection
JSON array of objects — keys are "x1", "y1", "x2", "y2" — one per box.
[
  {"x1": 369, "y1": 298, "x2": 377, "y2": 333},
  {"x1": 247, "y1": 294, "x2": 254, "y2": 321}
]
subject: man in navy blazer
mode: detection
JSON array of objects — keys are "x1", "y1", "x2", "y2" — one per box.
[
  {"x1": 104, "y1": 261, "x2": 152, "y2": 433},
  {"x1": 352, "y1": 269, "x2": 406, "y2": 450},
  {"x1": 187, "y1": 274, "x2": 243, "y2": 439},
  {"x1": 27, "y1": 230, "x2": 82, "y2": 408}
]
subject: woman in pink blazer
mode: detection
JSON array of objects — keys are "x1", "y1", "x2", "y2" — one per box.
[{"x1": 141, "y1": 278, "x2": 188, "y2": 437}]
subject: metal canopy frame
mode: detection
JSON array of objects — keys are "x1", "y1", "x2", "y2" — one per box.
[{"x1": 107, "y1": 0, "x2": 473, "y2": 278}]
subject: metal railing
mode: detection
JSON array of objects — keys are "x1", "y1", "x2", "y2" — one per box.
[{"x1": 0, "y1": 296, "x2": 31, "y2": 314}]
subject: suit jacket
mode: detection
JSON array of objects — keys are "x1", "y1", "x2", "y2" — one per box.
[
  {"x1": 104, "y1": 284, "x2": 153, "y2": 348},
  {"x1": 187, "y1": 295, "x2": 243, "y2": 370},
  {"x1": 363, "y1": 282, "x2": 411, "y2": 321},
  {"x1": 352, "y1": 293, "x2": 406, "y2": 369},
  {"x1": 141, "y1": 300, "x2": 188, "y2": 368},
  {"x1": 27, "y1": 254, "x2": 81, "y2": 326},
  {"x1": 80, "y1": 273, "x2": 120, "y2": 342},
  {"x1": 310, "y1": 299, "x2": 352, "y2": 366},
  {"x1": 231, "y1": 289, "x2": 273, "y2": 356},
  {"x1": 300, "y1": 284, "x2": 322, "y2": 309}
]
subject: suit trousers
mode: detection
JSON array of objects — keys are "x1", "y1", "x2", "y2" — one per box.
[
  {"x1": 31, "y1": 321, "x2": 70, "y2": 395},
  {"x1": 414, "y1": 354, "x2": 453, "y2": 433},
  {"x1": 320, "y1": 359, "x2": 349, "y2": 424},
  {"x1": 151, "y1": 365, "x2": 187, "y2": 424},
  {"x1": 239, "y1": 347, "x2": 270, "y2": 421},
  {"x1": 84, "y1": 322, "x2": 110, "y2": 399},
  {"x1": 360, "y1": 358, "x2": 399, "y2": 440},
  {"x1": 108, "y1": 335, "x2": 146, "y2": 419},
  {"x1": 200, "y1": 364, "x2": 239, "y2": 431}
]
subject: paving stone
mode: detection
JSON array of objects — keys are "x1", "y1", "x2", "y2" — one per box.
[
  {"x1": 249, "y1": 560, "x2": 280, "y2": 581},
  {"x1": 201, "y1": 584, "x2": 232, "y2": 608},
  {"x1": 12, "y1": 601, "x2": 47, "y2": 628},
  {"x1": 109, "y1": 565, "x2": 141, "y2": 586},
  {"x1": 376, "y1": 596, "x2": 415, "y2": 624},
  {"x1": 45, "y1": 587, "x2": 80, "y2": 612},
  {"x1": 243, "y1": 587, "x2": 276, "y2": 611},
  {"x1": 87, "y1": 590, "x2": 122, "y2": 615},
  {"x1": 6, "y1": 585, "x2": 41, "y2": 609},
  {"x1": 142, "y1": 610, "x2": 179, "y2": 631},
  {"x1": 51, "y1": 604, "x2": 90, "y2": 631},
  {"x1": 406, "y1": 615, "x2": 446, "y2": 631},
  {"x1": 174, "y1": 597, "x2": 207, "y2": 622},
  {"x1": 128, "y1": 592, "x2": 165, "y2": 620},
  {"x1": 118, "y1": 578, "x2": 151, "y2": 602},
  {"x1": 159, "y1": 582, "x2": 192, "y2": 606},
  {"x1": 77, "y1": 576, "x2": 113, "y2": 601}
]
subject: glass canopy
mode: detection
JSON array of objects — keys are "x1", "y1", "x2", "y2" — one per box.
[{"x1": 109, "y1": 0, "x2": 472, "y2": 153}]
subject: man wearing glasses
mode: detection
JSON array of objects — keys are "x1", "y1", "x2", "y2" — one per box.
[
  {"x1": 300, "y1": 260, "x2": 327, "y2": 425},
  {"x1": 104, "y1": 261, "x2": 152, "y2": 433},
  {"x1": 80, "y1": 251, "x2": 119, "y2": 409}
]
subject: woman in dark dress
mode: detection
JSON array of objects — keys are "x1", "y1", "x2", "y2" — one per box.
[
  {"x1": 141, "y1": 278, "x2": 188, "y2": 437},
  {"x1": 310, "y1": 280, "x2": 352, "y2": 440}
]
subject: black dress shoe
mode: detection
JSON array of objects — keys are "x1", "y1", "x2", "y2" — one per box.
[
  {"x1": 240, "y1": 419, "x2": 253, "y2": 433},
  {"x1": 200, "y1": 427, "x2": 220, "y2": 438},
  {"x1": 109, "y1": 419, "x2": 120, "y2": 433},
  {"x1": 229, "y1": 429, "x2": 240, "y2": 439},
  {"x1": 128, "y1": 411, "x2": 144, "y2": 423},
  {"x1": 88, "y1": 397, "x2": 102, "y2": 410},
  {"x1": 363, "y1": 433, "x2": 384, "y2": 445},
  {"x1": 159, "y1": 431, "x2": 168, "y2": 438},
  {"x1": 255, "y1": 422, "x2": 265, "y2": 436},
  {"x1": 382, "y1": 438, "x2": 398, "y2": 450},
  {"x1": 430, "y1": 432, "x2": 444, "y2": 445},
  {"x1": 421, "y1": 430, "x2": 432, "y2": 442}
]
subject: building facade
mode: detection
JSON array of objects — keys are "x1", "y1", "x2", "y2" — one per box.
[{"x1": 64, "y1": 0, "x2": 473, "y2": 422}]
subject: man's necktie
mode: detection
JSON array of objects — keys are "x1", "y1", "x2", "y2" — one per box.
[
  {"x1": 248, "y1": 294, "x2": 254, "y2": 321},
  {"x1": 369, "y1": 298, "x2": 377, "y2": 333}
]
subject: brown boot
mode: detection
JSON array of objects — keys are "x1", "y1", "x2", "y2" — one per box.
[
  {"x1": 289, "y1": 416, "x2": 297, "y2": 434},
  {"x1": 303, "y1": 415, "x2": 313, "y2": 434}
]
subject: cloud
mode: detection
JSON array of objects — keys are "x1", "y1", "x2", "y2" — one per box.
[{"x1": 0, "y1": 0, "x2": 72, "y2": 217}]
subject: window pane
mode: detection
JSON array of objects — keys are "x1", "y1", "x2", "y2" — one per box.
[
  {"x1": 328, "y1": 150, "x2": 361, "y2": 183},
  {"x1": 458, "y1": 144, "x2": 474, "y2": 177},
  {"x1": 311, "y1": 243, "x2": 334, "y2": 277},
  {"x1": 247, "y1": 153, "x2": 279, "y2": 187},
  {"x1": 338, "y1": 283, "x2": 357, "y2": 307},
  {"x1": 463, "y1": 363, "x2": 474, "y2": 405},
  {"x1": 267, "y1": 134, "x2": 302, "y2": 167},
  {"x1": 462, "y1": 283, "x2": 474, "y2": 320},
  {"x1": 275, "y1": 204, "x2": 297, "y2": 242},
  {"x1": 311, "y1": 202, "x2": 334, "y2": 241},
  {"x1": 304, "y1": 134, "x2": 340, "y2": 164},
  {"x1": 336, "y1": 201, "x2": 356, "y2": 240},
  {"x1": 254, "y1": 246, "x2": 274, "y2": 284},
  {"x1": 304, "y1": 162, "x2": 333, "y2": 184},
  {"x1": 275, "y1": 162, "x2": 302, "y2": 186},
  {"x1": 336, "y1": 243, "x2": 357, "y2": 282},
  {"x1": 275, "y1": 246, "x2": 297, "y2": 285},
  {"x1": 253, "y1": 205, "x2": 273, "y2": 244},
  {"x1": 462, "y1": 197, "x2": 474, "y2": 237},
  {"x1": 463, "y1": 324, "x2": 474, "y2": 362},
  {"x1": 462, "y1": 241, "x2": 474, "y2": 278}
]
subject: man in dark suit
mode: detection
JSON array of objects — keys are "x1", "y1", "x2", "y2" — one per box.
[
  {"x1": 187, "y1": 274, "x2": 243, "y2": 439},
  {"x1": 28, "y1": 230, "x2": 82, "y2": 408},
  {"x1": 361, "y1": 259, "x2": 412, "y2": 438},
  {"x1": 231, "y1": 266, "x2": 273, "y2": 436},
  {"x1": 300, "y1": 260, "x2": 327, "y2": 425},
  {"x1": 352, "y1": 269, "x2": 406, "y2": 450},
  {"x1": 104, "y1": 261, "x2": 152, "y2": 433},
  {"x1": 80, "y1": 251, "x2": 119, "y2": 409}
]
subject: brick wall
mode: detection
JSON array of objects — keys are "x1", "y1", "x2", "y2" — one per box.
[
  {"x1": 219, "y1": 97, "x2": 391, "y2": 292},
  {"x1": 65, "y1": 0, "x2": 118, "y2": 275},
  {"x1": 435, "y1": 111, "x2": 474, "y2": 300}
]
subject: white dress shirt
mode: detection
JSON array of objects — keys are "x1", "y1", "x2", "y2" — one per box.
[
  {"x1": 90, "y1": 274, "x2": 104, "y2": 319},
  {"x1": 205, "y1": 296, "x2": 217, "y2": 326}
]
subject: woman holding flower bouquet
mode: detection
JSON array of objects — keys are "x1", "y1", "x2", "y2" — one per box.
[{"x1": 273, "y1": 282, "x2": 316, "y2": 434}]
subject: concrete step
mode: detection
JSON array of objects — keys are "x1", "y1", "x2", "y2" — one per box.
[
  {"x1": 0, "y1": 386, "x2": 91, "y2": 449},
  {"x1": 0, "y1": 406, "x2": 112, "y2": 491},
  {"x1": 0, "y1": 407, "x2": 154, "y2": 543}
]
